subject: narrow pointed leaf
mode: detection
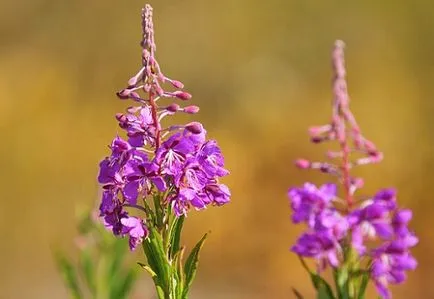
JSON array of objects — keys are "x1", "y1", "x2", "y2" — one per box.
[
  {"x1": 107, "y1": 238, "x2": 128, "y2": 285},
  {"x1": 310, "y1": 273, "x2": 335, "y2": 299},
  {"x1": 155, "y1": 285, "x2": 165, "y2": 299},
  {"x1": 142, "y1": 239, "x2": 163, "y2": 286},
  {"x1": 169, "y1": 215, "x2": 185, "y2": 259},
  {"x1": 356, "y1": 272, "x2": 369, "y2": 299},
  {"x1": 297, "y1": 257, "x2": 335, "y2": 299},
  {"x1": 79, "y1": 249, "x2": 96, "y2": 295},
  {"x1": 173, "y1": 247, "x2": 186, "y2": 297},
  {"x1": 143, "y1": 200, "x2": 156, "y2": 226},
  {"x1": 109, "y1": 268, "x2": 139, "y2": 299},
  {"x1": 182, "y1": 233, "x2": 208, "y2": 298},
  {"x1": 138, "y1": 262, "x2": 157, "y2": 277},
  {"x1": 333, "y1": 268, "x2": 349, "y2": 299},
  {"x1": 55, "y1": 254, "x2": 83, "y2": 299},
  {"x1": 153, "y1": 194, "x2": 164, "y2": 229},
  {"x1": 142, "y1": 227, "x2": 171, "y2": 292}
]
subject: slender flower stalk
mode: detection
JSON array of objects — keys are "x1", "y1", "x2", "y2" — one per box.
[
  {"x1": 97, "y1": 5, "x2": 230, "y2": 299},
  {"x1": 289, "y1": 41, "x2": 417, "y2": 299}
]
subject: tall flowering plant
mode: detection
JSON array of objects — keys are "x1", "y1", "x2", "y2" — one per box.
[
  {"x1": 289, "y1": 41, "x2": 417, "y2": 299},
  {"x1": 97, "y1": 4, "x2": 230, "y2": 299}
]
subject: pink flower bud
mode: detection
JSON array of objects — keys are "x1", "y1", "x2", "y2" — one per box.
[
  {"x1": 142, "y1": 49, "x2": 150, "y2": 59},
  {"x1": 129, "y1": 91, "x2": 141, "y2": 100},
  {"x1": 320, "y1": 164, "x2": 332, "y2": 173},
  {"x1": 185, "y1": 122, "x2": 203, "y2": 134},
  {"x1": 117, "y1": 89, "x2": 132, "y2": 99},
  {"x1": 170, "y1": 80, "x2": 184, "y2": 89},
  {"x1": 183, "y1": 105, "x2": 200, "y2": 114},
  {"x1": 311, "y1": 136, "x2": 323, "y2": 143},
  {"x1": 370, "y1": 152, "x2": 383, "y2": 163},
  {"x1": 364, "y1": 140, "x2": 376, "y2": 152},
  {"x1": 295, "y1": 159, "x2": 311, "y2": 169},
  {"x1": 351, "y1": 177, "x2": 364, "y2": 188},
  {"x1": 173, "y1": 91, "x2": 192, "y2": 101},
  {"x1": 156, "y1": 85, "x2": 164, "y2": 96},
  {"x1": 128, "y1": 77, "x2": 137, "y2": 86},
  {"x1": 166, "y1": 103, "x2": 180, "y2": 112},
  {"x1": 115, "y1": 113, "x2": 127, "y2": 123}
]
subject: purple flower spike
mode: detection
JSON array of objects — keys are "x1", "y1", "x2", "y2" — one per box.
[
  {"x1": 287, "y1": 40, "x2": 417, "y2": 299},
  {"x1": 97, "y1": 4, "x2": 230, "y2": 251}
]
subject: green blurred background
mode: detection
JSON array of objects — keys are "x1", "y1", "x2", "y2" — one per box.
[{"x1": 1, "y1": 0, "x2": 433, "y2": 298}]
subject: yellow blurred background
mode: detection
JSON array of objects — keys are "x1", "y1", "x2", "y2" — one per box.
[{"x1": 1, "y1": 0, "x2": 433, "y2": 298}]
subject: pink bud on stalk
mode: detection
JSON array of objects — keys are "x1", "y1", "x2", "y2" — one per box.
[
  {"x1": 185, "y1": 122, "x2": 203, "y2": 134},
  {"x1": 173, "y1": 91, "x2": 192, "y2": 101}
]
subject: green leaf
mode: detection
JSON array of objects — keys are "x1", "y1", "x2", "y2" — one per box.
[
  {"x1": 311, "y1": 274, "x2": 335, "y2": 299},
  {"x1": 169, "y1": 215, "x2": 185, "y2": 259},
  {"x1": 333, "y1": 268, "x2": 349, "y2": 299},
  {"x1": 55, "y1": 253, "x2": 83, "y2": 299},
  {"x1": 79, "y1": 248, "x2": 96, "y2": 295},
  {"x1": 143, "y1": 200, "x2": 156, "y2": 226},
  {"x1": 138, "y1": 262, "x2": 157, "y2": 278},
  {"x1": 297, "y1": 257, "x2": 335, "y2": 299},
  {"x1": 107, "y1": 238, "x2": 129, "y2": 284},
  {"x1": 142, "y1": 227, "x2": 172, "y2": 292},
  {"x1": 173, "y1": 247, "x2": 186, "y2": 297},
  {"x1": 153, "y1": 194, "x2": 164, "y2": 229},
  {"x1": 155, "y1": 285, "x2": 165, "y2": 299},
  {"x1": 182, "y1": 233, "x2": 208, "y2": 298},
  {"x1": 142, "y1": 240, "x2": 160, "y2": 278},
  {"x1": 109, "y1": 268, "x2": 139, "y2": 299},
  {"x1": 356, "y1": 272, "x2": 369, "y2": 299}
]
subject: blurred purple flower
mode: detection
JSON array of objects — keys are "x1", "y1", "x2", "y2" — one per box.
[
  {"x1": 348, "y1": 201, "x2": 394, "y2": 241},
  {"x1": 288, "y1": 183, "x2": 336, "y2": 228},
  {"x1": 371, "y1": 236, "x2": 418, "y2": 299},
  {"x1": 291, "y1": 231, "x2": 342, "y2": 271}
]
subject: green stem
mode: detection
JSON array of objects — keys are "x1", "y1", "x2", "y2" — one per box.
[{"x1": 143, "y1": 196, "x2": 182, "y2": 299}]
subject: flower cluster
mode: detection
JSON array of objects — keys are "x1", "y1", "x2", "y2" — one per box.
[
  {"x1": 288, "y1": 41, "x2": 417, "y2": 299},
  {"x1": 289, "y1": 184, "x2": 417, "y2": 298},
  {"x1": 97, "y1": 4, "x2": 230, "y2": 251}
]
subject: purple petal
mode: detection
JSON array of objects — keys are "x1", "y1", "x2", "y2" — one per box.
[
  {"x1": 120, "y1": 216, "x2": 140, "y2": 228},
  {"x1": 151, "y1": 176, "x2": 167, "y2": 191},
  {"x1": 100, "y1": 191, "x2": 116, "y2": 214},
  {"x1": 327, "y1": 251, "x2": 339, "y2": 267},
  {"x1": 374, "y1": 280, "x2": 391, "y2": 299},
  {"x1": 123, "y1": 181, "x2": 140, "y2": 204},
  {"x1": 128, "y1": 135, "x2": 145, "y2": 147},
  {"x1": 373, "y1": 222, "x2": 394, "y2": 239}
]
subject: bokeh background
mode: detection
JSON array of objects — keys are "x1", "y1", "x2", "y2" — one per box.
[{"x1": 1, "y1": 0, "x2": 433, "y2": 298}]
